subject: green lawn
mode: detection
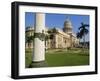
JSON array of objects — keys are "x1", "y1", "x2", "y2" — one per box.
[{"x1": 25, "y1": 48, "x2": 89, "y2": 68}]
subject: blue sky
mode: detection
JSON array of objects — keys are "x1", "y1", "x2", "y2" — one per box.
[{"x1": 25, "y1": 12, "x2": 89, "y2": 41}]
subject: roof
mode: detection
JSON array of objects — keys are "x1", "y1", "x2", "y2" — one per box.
[{"x1": 64, "y1": 18, "x2": 72, "y2": 29}]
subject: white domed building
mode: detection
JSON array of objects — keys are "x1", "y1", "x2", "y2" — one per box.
[{"x1": 25, "y1": 17, "x2": 79, "y2": 49}]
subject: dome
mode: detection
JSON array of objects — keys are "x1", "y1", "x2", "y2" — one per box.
[
  {"x1": 64, "y1": 18, "x2": 72, "y2": 29},
  {"x1": 63, "y1": 17, "x2": 73, "y2": 34}
]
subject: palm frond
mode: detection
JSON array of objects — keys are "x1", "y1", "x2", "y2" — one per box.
[{"x1": 79, "y1": 22, "x2": 89, "y2": 30}]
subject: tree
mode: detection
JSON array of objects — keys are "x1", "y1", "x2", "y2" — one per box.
[
  {"x1": 26, "y1": 35, "x2": 34, "y2": 48},
  {"x1": 52, "y1": 27, "x2": 58, "y2": 34},
  {"x1": 76, "y1": 32, "x2": 82, "y2": 42},
  {"x1": 77, "y1": 22, "x2": 89, "y2": 48},
  {"x1": 45, "y1": 28, "x2": 58, "y2": 49},
  {"x1": 47, "y1": 27, "x2": 58, "y2": 39}
]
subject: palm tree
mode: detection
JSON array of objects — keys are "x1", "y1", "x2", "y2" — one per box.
[
  {"x1": 78, "y1": 22, "x2": 89, "y2": 48},
  {"x1": 45, "y1": 27, "x2": 58, "y2": 49},
  {"x1": 47, "y1": 27, "x2": 58, "y2": 34},
  {"x1": 26, "y1": 35, "x2": 34, "y2": 48},
  {"x1": 47, "y1": 27, "x2": 58, "y2": 39},
  {"x1": 52, "y1": 27, "x2": 58, "y2": 34},
  {"x1": 76, "y1": 32, "x2": 82, "y2": 42},
  {"x1": 51, "y1": 27, "x2": 58, "y2": 39}
]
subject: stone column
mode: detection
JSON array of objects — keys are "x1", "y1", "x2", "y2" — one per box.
[{"x1": 30, "y1": 13, "x2": 46, "y2": 67}]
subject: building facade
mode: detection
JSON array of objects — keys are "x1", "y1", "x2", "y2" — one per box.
[{"x1": 25, "y1": 18, "x2": 79, "y2": 49}]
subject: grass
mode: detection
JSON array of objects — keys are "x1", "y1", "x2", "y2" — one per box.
[{"x1": 25, "y1": 48, "x2": 89, "y2": 68}]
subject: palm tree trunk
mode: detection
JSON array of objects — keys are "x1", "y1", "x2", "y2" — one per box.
[
  {"x1": 84, "y1": 34, "x2": 85, "y2": 48},
  {"x1": 82, "y1": 34, "x2": 85, "y2": 53}
]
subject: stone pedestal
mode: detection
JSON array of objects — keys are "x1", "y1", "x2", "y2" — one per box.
[{"x1": 29, "y1": 61, "x2": 47, "y2": 68}]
